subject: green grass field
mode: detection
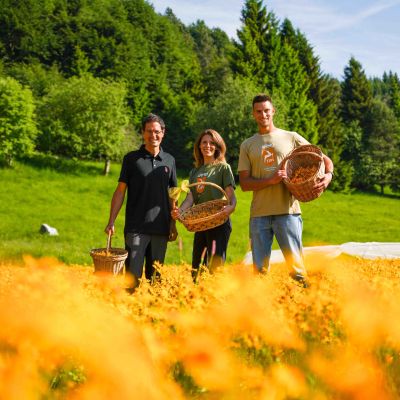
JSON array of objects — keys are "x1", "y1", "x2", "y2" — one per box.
[{"x1": 0, "y1": 156, "x2": 399, "y2": 266}]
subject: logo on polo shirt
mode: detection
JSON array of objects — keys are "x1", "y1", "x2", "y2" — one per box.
[{"x1": 165, "y1": 166, "x2": 169, "y2": 174}]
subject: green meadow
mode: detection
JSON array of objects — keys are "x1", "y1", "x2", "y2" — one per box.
[{"x1": 0, "y1": 156, "x2": 399, "y2": 266}]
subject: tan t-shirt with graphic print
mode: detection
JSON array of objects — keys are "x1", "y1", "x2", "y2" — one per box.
[{"x1": 238, "y1": 129, "x2": 309, "y2": 217}]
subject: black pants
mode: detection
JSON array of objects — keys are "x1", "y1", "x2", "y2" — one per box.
[
  {"x1": 192, "y1": 219, "x2": 232, "y2": 278},
  {"x1": 125, "y1": 232, "x2": 168, "y2": 280}
]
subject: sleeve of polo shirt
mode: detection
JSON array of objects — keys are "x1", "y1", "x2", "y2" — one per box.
[
  {"x1": 169, "y1": 158, "x2": 178, "y2": 187},
  {"x1": 118, "y1": 154, "x2": 129, "y2": 183}
]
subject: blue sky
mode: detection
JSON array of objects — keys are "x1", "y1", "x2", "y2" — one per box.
[{"x1": 149, "y1": 0, "x2": 400, "y2": 79}]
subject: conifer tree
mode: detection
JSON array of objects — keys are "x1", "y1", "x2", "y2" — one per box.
[
  {"x1": 357, "y1": 98, "x2": 400, "y2": 193},
  {"x1": 232, "y1": 0, "x2": 280, "y2": 89},
  {"x1": 188, "y1": 21, "x2": 233, "y2": 98},
  {"x1": 272, "y1": 42, "x2": 319, "y2": 143},
  {"x1": 341, "y1": 57, "x2": 373, "y2": 134},
  {"x1": 383, "y1": 71, "x2": 400, "y2": 119},
  {"x1": 315, "y1": 74, "x2": 352, "y2": 191}
]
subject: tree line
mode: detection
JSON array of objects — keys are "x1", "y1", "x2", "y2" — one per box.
[{"x1": 0, "y1": 0, "x2": 399, "y2": 193}]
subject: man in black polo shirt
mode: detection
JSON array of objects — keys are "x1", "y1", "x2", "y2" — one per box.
[{"x1": 105, "y1": 113, "x2": 177, "y2": 289}]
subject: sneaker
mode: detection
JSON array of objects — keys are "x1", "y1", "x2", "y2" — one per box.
[
  {"x1": 253, "y1": 266, "x2": 268, "y2": 275},
  {"x1": 298, "y1": 278, "x2": 310, "y2": 288},
  {"x1": 291, "y1": 275, "x2": 310, "y2": 288}
]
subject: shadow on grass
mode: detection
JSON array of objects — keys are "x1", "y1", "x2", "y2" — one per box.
[
  {"x1": 19, "y1": 153, "x2": 105, "y2": 176},
  {"x1": 353, "y1": 188, "x2": 400, "y2": 200}
]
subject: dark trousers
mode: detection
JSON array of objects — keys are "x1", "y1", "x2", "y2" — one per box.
[
  {"x1": 192, "y1": 219, "x2": 232, "y2": 278},
  {"x1": 125, "y1": 232, "x2": 168, "y2": 280}
]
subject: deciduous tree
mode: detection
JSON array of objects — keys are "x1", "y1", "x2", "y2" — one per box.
[
  {"x1": 0, "y1": 76, "x2": 37, "y2": 166},
  {"x1": 37, "y1": 74, "x2": 131, "y2": 174}
]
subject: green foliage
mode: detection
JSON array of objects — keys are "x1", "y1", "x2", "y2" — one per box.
[
  {"x1": 382, "y1": 71, "x2": 400, "y2": 119},
  {"x1": 272, "y1": 42, "x2": 319, "y2": 143},
  {"x1": 188, "y1": 20, "x2": 234, "y2": 99},
  {"x1": 7, "y1": 62, "x2": 65, "y2": 98},
  {"x1": 233, "y1": 0, "x2": 281, "y2": 89},
  {"x1": 356, "y1": 98, "x2": 400, "y2": 194},
  {"x1": 48, "y1": 363, "x2": 86, "y2": 393},
  {"x1": 0, "y1": 0, "x2": 399, "y2": 191},
  {"x1": 171, "y1": 362, "x2": 204, "y2": 396},
  {"x1": 37, "y1": 74, "x2": 131, "y2": 164},
  {"x1": 0, "y1": 76, "x2": 37, "y2": 166},
  {"x1": 281, "y1": 19, "x2": 321, "y2": 101},
  {"x1": 341, "y1": 57, "x2": 373, "y2": 133},
  {"x1": 315, "y1": 75, "x2": 352, "y2": 191},
  {"x1": 193, "y1": 76, "x2": 258, "y2": 169},
  {"x1": 232, "y1": 0, "x2": 269, "y2": 85}
]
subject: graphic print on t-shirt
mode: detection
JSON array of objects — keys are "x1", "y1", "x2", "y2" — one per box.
[
  {"x1": 196, "y1": 174, "x2": 207, "y2": 193},
  {"x1": 261, "y1": 143, "x2": 277, "y2": 172}
]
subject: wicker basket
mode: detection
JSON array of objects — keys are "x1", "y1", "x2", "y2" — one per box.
[
  {"x1": 90, "y1": 233, "x2": 128, "y2": 275},
  {"x1": 282, "y1": 145, "x2": 325, "y2": 202},
  {"x1": 179, "y1": 181, "x2": 229, "y2": 232}
]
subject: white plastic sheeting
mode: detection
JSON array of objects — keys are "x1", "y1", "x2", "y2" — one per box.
[{"x1": 242, "y1": 242, "x2": 400, "y2": 265}]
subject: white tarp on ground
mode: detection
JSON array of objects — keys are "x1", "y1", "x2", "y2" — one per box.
[{"x1": 242, "y1": 242, "x2": 400, "y2": 265}]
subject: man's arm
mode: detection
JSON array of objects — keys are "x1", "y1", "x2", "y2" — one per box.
[
  {"x1": 313, "y1": 154, "x2": 334, "y2": 192},
  {"x1": 168, "y1": 219, "x2": 178, "y2": 241},
  {"x1": 239, "y1": 168, "x2": 287, "y2": 192},
  {"x1": 104, "y1": 182, "x2": 127, "y2": 235}
]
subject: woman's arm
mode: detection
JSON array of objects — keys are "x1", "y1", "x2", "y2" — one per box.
[
  {"x1": 171, "y1": 192, "x2": 194, "y2": 220},
  {"x1": 223, "y1": 185, "x2": 236, "y2": 216}
]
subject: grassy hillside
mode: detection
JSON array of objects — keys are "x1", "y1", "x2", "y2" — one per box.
[{"x1": 0, "y1": 156, "x2": 399, "y2": 266}]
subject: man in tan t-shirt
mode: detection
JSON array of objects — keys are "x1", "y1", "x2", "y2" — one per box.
[{"x1": 238, "y1": 94, "x2": 334, "y2": 287}]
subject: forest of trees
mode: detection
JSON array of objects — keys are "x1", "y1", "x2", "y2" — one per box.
[{"x1": 0, "y1": 0, "x2": 399, "y2": 193}]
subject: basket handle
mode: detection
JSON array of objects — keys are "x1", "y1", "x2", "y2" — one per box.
[
  {"x1": 281, "y1": 146, "x2": 322, "y2": 167},
  {"x1": 282, "y1": 151, "x2": 323, "y2": 169},
  {"x1": 287, "y1": 151, "x2": 323, "y2": 160},
  {"x1": 186, "y1": 181, "x2": 230, "y2": 205},
  {"x1": 106, "y1": 230, "x2": 112, "y2": 252}
]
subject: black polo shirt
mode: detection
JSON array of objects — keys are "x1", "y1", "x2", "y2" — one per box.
[{"x1": 119, "y1": 145, "x2": 177, "y2": 235}]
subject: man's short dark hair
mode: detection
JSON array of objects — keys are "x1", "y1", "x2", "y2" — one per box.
[
  {"x1": 252, "y1": 94, "x2": 273, "y2": 108},
  {"x1": 141, "y1": 113, "x2": 165, "y2": 132}
]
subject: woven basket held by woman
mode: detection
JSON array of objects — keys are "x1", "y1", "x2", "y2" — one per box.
[
  {"x1": 180, "y1": 181, "x2": 230, "y2": 232},
  {"x1": 282, "y1": 144, "x2": 325, "y2": 202}
]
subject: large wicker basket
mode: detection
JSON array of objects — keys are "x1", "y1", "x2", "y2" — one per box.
[
  {"x1": 179, "y1": 181, "x2": 229, "y2": 232},
  {"x1": 90, "y1": 233, "x2": 128, "y2": 275},
  {"x1": 282, "y1": 144, "x2": 325, "y2": 202}
]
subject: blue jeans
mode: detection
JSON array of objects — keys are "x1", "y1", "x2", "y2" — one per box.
[{"x1": 250, "y1": 214, "x2": 307, "y2": 279}]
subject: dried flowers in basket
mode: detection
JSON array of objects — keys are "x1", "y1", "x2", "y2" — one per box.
[
  {"x1": 169, "y1": 181, "x2": 229, "y2": 232},
  {"x1": 282, "y1": 144, "x2": 325, "y2": 202}
]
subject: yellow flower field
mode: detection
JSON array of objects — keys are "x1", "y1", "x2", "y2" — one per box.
[{"x1": 1, "y1": 254, "x2": 400, "y2": 399}]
